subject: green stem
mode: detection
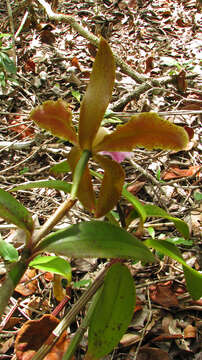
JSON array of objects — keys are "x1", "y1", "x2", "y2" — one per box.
[
  {"x1": 31, "y1": 264, "x2": 109, "y2": 360},
  {"x1": 0, "y1": 249, "x2": 30, "y2": 320},
  {"x1": 62, "y1": 289, "x2": 101, "y2": 360},
  {"x1": 71, "y1": 150, "x2": 91, "y2": 199}
]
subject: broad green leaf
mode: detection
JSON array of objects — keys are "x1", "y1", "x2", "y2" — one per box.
[
  {"x1": 50, "y1": 160, "x2": 70, "y2": 174},
  {"x1": 30, "y1": 99, "x2": 78, "y2": 144},
  {"x1": 0, "y1": 236, "x2": 18, "y2": 262},
  {"x1": 79, "y1": 38, "x2": 115, "y2": 150},
  {"x1": 94, "y1": 113, "x2": 189, "y2": 152},
  {"x1": 145, "y1": 238, "x2": 202, "y2": 300},
  {"x1": 87, "y1": 263, "x2": 135, "y2": 359},
  {"x1": 10, "y1": 180, "x2": 72, "y2": 193},
  {"x1": 94, "y1": 154, "x2": 125, "y2": 218},
  {"x1": 68, "y1": 146, "x2": 96, "y2": 213},
  {"x1": 122, "y1": 186, "x2": 147, "y2": 224},
  {"x1": 144, "y1": 204, "x2": 189, "y2": 238},
  {"x1": 29, "y1": 256, "x2": 72, "y2": 283},
  {"x1": 0, "y1": 189, "x2": 33, "y2": 234},
  {"x1": 38, "y1": 221, "x2": 155, "y2": 263}
]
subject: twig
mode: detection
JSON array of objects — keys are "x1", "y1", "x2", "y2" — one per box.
[
  {"x1": 0, "y1": 140, "x2": 35, "y2": 150},
  {"x1": 15, "y1": 10, "x2": 29, "y2": 38},
  {"x1": 133, "y1": 287, "x2": 152, "y2": 360},
  {"x1": 0, "y1": 146, "x2": 39, "y2": 174},
  {"x1": 129, "y1": 159, "x2": 169, "y2": 209}
]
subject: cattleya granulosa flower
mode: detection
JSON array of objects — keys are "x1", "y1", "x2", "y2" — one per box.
[{"x1": 30, "y1": 38, "x2": 189, "y2": 217}]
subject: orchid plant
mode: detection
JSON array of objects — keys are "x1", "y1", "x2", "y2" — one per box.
[
  {"x1": 30, "y1": 38, "x2": 188, "y2": 218},
  {"x1": 1, "y1": 38, "x2": 202, "y2": 360}
]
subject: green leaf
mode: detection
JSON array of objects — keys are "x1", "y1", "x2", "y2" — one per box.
[
  {"x1": 1, "y1": 52, "x2": 16, "y2": 74},
  {"x1": 166, "y1": 237, "x2": 193, "y2": 246},
  {"x1": 194, "y1": 192, "x2": 202, "y2": 202},
  {"x1": 73, "y1": 279, "x2": 91, "y2": 289},
  {"x1": 19, "y1": 167, "x2": 29, "y2": 175},
  {"x1": 144, "y1": 204, "x2": 189, "y2": 239},
  {"x1": 87, "y1": 263, "x2": 135, "y2": 359},
  {"x1": 145, "y1": 238, "x2": 202, "y2": 300},
  {"x1": 0, "y1": 236, "x2": 18, "y2": 262},
  {"x1": 71, "y1": 89, "x2": 81, "y2": 103},
  {"x1": 0, "y1": 33, "x2": 12, "y2": 39},
  {"x1": 38, "y1": 221, "x2": 155, "y2": 263},
  {"x1": 68, "y1": 146, "x2": 96, "y2": 213},
  {"x1": 0, "y1": 189, "x2": 33, "y2": 234},
  {"x1": 147, "y1": 227, "x2": 155, "y2": 239},
  {"x1": 50, "y1": 160, "x2": 71, "y2": 175},
  {"x1": 122, "y1": 186, "x2": 147, "y2": 224},
  {"x1": 29, "y1": 256, "x2": 72, "y2": 283},
  {"x1": 10, "y1": 180, "x2": 72, "y2": 193}
]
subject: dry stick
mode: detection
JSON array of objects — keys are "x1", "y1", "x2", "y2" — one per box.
[
  {"x1": 36, "y1": 0, "x2": 147, "y2": 85},
  {"x1": 133, "y1": 287, "x2": 152, "y2": 360},
  {"x1": 110, "y1": 82, "x2": 152, "y2": 112},
  {"x1": 31, "y1": 264, "x2": 109, "y2": 360},
  {"x1": 15, "y1": 10, "x2": 29, "y2": 38},
  {"x1": 36, "y1": 0, "x2": 197, "y2": 94}
]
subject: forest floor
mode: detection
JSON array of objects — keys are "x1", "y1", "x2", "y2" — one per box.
[{"x1": 0, "y1": 0, "x2": 201, "y2": 359}]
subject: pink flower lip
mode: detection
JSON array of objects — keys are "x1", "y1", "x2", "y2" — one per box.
[{"x1": 100, "y1": 151, "x2": 133, "y2": 163}]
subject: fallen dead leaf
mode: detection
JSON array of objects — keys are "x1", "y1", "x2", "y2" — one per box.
[
  {"x1": 137, "y1": 346, "x2": 171, "y2": 360},
  {"x1": 15, "y1": 314, "x2": 73, "y2": 360},
  {"x1": 162, "y1": 166, "x2": 201, "y2": 180},
  {"x1": 149, "y1": 282, "x2": 179, "y2": 307},
  {"x1": 184, "y1": 324, "x2": 196, "y2": 339},
  {"x1": 15, "y1": 269, "x2": 38, "y2": 297}
]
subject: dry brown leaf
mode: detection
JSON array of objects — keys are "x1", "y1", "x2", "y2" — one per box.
[
  {"x1": 137, "y1": 346, "x2": 171, "y2": 360},
  {"x1": 149, "y1": 282, "x2": 179, "y2": 307},
  {"x1": 176, "y1": 70, "x2": 187, "y2": 92},
  {"x1": 162, "y1": 165, "x2": 200, "y2": 180},
  {"x1": 15, "y1": 314, "x2": 73, "y2": 360},
  {"x1": 0, "y1": 336, "x2": 14, "y2": 354},
  {"x1": 184, "y1": 324, "x2": 196, "y2": 339},
  {"x1": 15, "y1": 269, "x2": 38, "y2": 296}
]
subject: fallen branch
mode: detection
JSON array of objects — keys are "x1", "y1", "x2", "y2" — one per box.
[{"x1": 36, "y1": 0, "x2": 148, "y2": 84}]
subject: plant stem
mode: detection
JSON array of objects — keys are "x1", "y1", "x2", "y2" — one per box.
[
  {"x1": 71, "y1": 149, "x2": 91, "y2": 199},
  {"x1": 0, "y1": 249, "x2": 30, "y2": 320},
  {"x1": 32, "y1": 196, "x2": 77, "y2": 247},
  {"x1": 62, "y1": 289, "x2": 101, "y2": 360},
  {"x1": 31, "y1": 264, "x2": 109, "y2": 360}
]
